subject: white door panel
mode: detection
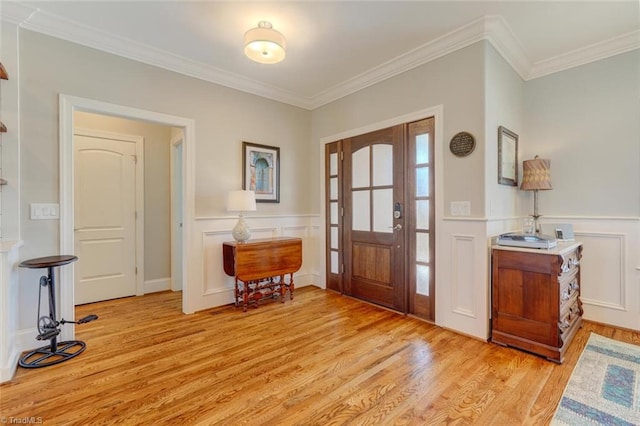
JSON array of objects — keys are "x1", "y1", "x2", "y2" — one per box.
[{"x1": 74, "y1": 134, "x2": 137, "y2": 305}]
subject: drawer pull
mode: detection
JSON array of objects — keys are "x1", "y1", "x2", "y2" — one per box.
[
  {"x1": 559, "y1": 320, "x2": 571, "y2": 332},
  {"x1": 570, "y1": 281, "x2": 580, "y2": 291},
  {"x1": 561, "y1": 290, "x2": 571, "y2": 301}
]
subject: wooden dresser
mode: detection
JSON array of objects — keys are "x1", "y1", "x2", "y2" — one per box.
[
  {"x1": 491, "y1": 241, "x2": 583, "y2": 363},
  {"x1": 223, "y1": 237, "x2": 302, "y2": 311}
]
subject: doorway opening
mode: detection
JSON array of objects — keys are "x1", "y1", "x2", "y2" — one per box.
[{"x1": 59, "y1": 94, "x2": 195, "y2": 341}]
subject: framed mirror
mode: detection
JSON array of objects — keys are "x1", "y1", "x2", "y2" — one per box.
[{"x1": 498, "y1": 126, "x2": 518, "y2": 186}]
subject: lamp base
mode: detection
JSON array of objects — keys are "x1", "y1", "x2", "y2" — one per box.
[{"x1": 232, "y1": 215, "x2": 251, "y2": 242}]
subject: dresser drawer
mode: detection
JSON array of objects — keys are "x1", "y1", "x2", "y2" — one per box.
[
  {"x1": 559, "y1": 248, "x2": 581, "y2": 278},
  {"x1": 559, "y1": 298, "x2": 582, "y2": 342},
  {"x1": 559, "y1": 274, "x2": 580, "y2": 310}
]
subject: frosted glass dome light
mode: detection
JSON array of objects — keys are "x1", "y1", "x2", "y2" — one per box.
[{"x1": 244, "y1": 21, "x2": 286, "y2": 64}]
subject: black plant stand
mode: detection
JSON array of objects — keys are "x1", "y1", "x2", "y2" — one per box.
[{"x1": 18, "y1": 255, "x2": 98, "y2": 368}]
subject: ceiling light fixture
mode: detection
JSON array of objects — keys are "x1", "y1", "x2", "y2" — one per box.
[{"x1": 244, "y1": 21, "x2": 286, "y2": 64}]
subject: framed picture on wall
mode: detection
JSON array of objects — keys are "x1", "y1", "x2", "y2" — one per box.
[
  {"x1": 242, "y1": 141, "x2": 280, "y2": 203},
  {"x1": 498, "y1": 126, "x2": 518, "y2": 186}
]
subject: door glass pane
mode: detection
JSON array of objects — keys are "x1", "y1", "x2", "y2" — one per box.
[
  {"x1": 416, "y1": 232, "x2": 429, "y2": 263},
  {"x1": 352, "y1": 147, "x2": 370, "y2": 188},
  {"x1": 372, "y1": 144, "x2": 393, "y2": 186},
  {"x1": 352, "y1": 190, "x2": 370, "y2": 231},
  {"x1": 330, "y1": 177, "x2": 338, "y2": 199},
  {"x1": 416, "y1": 265, "x2": 430, "y2": 295},
  {"x1": 372, "y1": 188, "x2": 393, "y2": 233},
  {"x1": 416, "y1": 133, "x2": 429, "y2": 164},
  {"x1": 330, "y1": 202, "x2": 338, "y2": 225},
  {"x1": 330, "y1": 152, "x2": 338, "y2": 175},
  {"x1": 416, "y1": 166, "x2": 429, "y2": 197},
  {"x1": 330, "y1": 251, "x2": 339, "y2": 274},
  {"x1": 416, "y1": 200, "x2": 430, "y2": 230},
  {"x1": 331, "y1": 227, "x2": 338, "y2": 249}
]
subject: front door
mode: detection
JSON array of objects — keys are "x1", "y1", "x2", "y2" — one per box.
[
  {"x1": 343, "y1": 125, "x2": 405, "y2": 311},
  {"x1": 74, "y1": 131, "x2": 137, "y2": 304},
  {"x1": 326, "y1": 117, "x2": 435, "y2": 320}
]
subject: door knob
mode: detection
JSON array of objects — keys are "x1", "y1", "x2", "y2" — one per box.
[{"x1": 388, "y1": 224, "x2": 402, "y2": 231}]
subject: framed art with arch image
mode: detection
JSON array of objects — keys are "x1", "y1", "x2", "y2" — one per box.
[{"x1": 242, "y1": 141, "x2": 280, "y2": 203}]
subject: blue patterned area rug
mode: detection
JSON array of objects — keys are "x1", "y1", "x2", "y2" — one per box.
[{"x1": 552, "y1": 333, "x2": 640, "y2": 425}]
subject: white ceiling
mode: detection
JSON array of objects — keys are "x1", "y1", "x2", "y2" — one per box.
[{"x1": 3, "y1": 1, "x2": 640, "y2": 109}]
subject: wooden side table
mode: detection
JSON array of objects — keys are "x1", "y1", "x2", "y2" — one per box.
[{"x1": 223, "y1": 237, "x2": 302, "y2": 311}]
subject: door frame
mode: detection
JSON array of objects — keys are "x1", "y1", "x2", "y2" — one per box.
[
  {"x1": 59, "y1": 94, "x2": 196, "y2": 341},
  {"x1": 170, "y1": 133, "x2": 184, "y2": 292},
  {"x1": 73, "y1": 127, "x2": 145, "y2": 298},
  {"x1": 318, "y1": 105, "x2": 444, "y2": 316}
]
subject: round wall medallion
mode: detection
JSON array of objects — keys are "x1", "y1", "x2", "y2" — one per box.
[{"x1": 449, "y1": 132, "x2": 476, "y2": 157}]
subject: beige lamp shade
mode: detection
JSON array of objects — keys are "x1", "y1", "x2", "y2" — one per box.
[
  {"x1": 227, "y1": 190, "x2": 257, "y2": 212},
  {"x1": 520, "y1": 157, "x2": 552, "y2": 191}
]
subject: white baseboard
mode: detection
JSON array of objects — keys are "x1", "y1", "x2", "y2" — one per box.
[
  {"x1": 16, "y1": 327, "x2": 39, "y2": 355},
  {"x1": 144, "y1": 277, "x2": 171, "y2": 294},
  {"x1": 0, "y1": 346, "x2": 20, "y2": 383},
  {"x1": 294, "y1": 272, "x2": 320, "y2": 288}
]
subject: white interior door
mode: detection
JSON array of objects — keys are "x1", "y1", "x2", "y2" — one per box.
[{"x1": 74, "y1": 132, "x2": 137, "y2": 304}]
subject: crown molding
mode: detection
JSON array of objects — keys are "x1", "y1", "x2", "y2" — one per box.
[
  {"x1": 526, "y1": 30, "x2": 640, "y2": 80},
  {"x1": 310, "y1": 16, "x2": 491, "y2": 108},
  {"x1": 482, "y1": 15, "x2": 531, "y2": 79},
  {"x1": 8, "y1": 4, "x2": 312, "y2": 109},
  {"x1": 0, "y1": 1, "x2": 37, "y2": 25},
  {"x1": 309, "y1": 15, "x2": 531, "y2": 109},
  {"x1": 2, "y1": 3, "x2": 637, "y2": 109}
]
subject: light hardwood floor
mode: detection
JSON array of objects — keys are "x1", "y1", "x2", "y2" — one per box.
[{"x1": 1, "y1": 287, "x2": 638, "y2": 425}]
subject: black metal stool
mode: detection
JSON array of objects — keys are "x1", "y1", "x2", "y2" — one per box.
[{"x1": 18, "y1": 255, "x2": 98, "y2": 368}]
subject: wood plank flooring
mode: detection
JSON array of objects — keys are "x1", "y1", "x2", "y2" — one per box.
[{"x1": 1, "y1": 286, "x2": 638, "y2": 425}]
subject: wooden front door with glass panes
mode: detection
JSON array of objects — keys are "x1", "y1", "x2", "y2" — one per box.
[
  {"x1": 325, "y1": 118, "x2": 435, "y2": 320},
  {"x1": 325, "y1": 117, "x2": 435, "y2": 320}
]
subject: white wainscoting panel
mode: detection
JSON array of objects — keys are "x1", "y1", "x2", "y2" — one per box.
[
  {"x1": 249, "y1": 227, "x2": 279, "y2": 241},
  {"x1": 577, "y1": 232, "x2": 625, "y2": 311},
  {"x1": 0, "y1": 241, "x2": 22, "y2": 383},
  {"x1": 451, "y1": 234, "x2": 476, "y2": 318},
  {"x1": 309, "y1": 224, "x2": 322, "y2": 281},
  {"x1": 540, "y1": 216, "x2": 639, "y2": 330},
  {"x1": 201, "y1": 230, "x2": 236, "y2": 299},
  {"x1": 190, "y1": 215, "x2": 320, "y2": 313},
  {"x1": 310, "y1": 216, "x2": 324, "y2": 289},
  {"x1": 436, "y1": 219, "x2": 490, "y2": 340}
]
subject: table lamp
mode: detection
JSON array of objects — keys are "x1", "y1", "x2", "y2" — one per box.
[
  {"x1": 227, "y1": 190, "x2": 257, "y2": 242},
  {"x1": 520, "y1": 156, "x2": 552, "y2": 233}
]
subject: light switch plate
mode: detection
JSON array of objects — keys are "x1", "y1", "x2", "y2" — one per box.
[
  {"x1": 30, "y1": 203, "x2": 60, "y2": 220},
  {"x1": 450, "y1": 201, "x2": 471, "y2": 216}
]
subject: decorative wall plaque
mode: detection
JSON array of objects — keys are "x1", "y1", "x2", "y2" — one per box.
[{"x1": 449, "y1": 132, "x2": 476, "y2": 157}]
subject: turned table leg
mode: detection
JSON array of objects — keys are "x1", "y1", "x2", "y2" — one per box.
[
  {"x1": 289, "y1": 273, "x2": 295, "y2": 300},
  {"x1": 279, "y1": 275, "x2": 286, "y2": 302}
]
